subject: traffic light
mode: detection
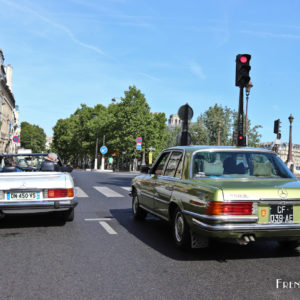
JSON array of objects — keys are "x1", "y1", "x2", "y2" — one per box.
[
  {"x1": 237, "y1": 134, "x2": 246, "y2": 146},
  {"x1": 235, "y1": 54, "x2": 251, "y2": 87},
  {"x1": 274, "y1": 119, "x2": 281, "y2": 134}
]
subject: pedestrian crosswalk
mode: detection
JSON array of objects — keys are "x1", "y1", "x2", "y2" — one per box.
[{"x1": 75, "y1": 186, "x2": 131, "y2": 198}]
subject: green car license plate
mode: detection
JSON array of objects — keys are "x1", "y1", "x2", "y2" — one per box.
[{"x1": 269, "y1": 204, "x2": 293, "y2": 223}]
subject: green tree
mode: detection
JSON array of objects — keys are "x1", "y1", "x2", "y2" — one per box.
[
  {"x1": 105, "y1": 86, "x2": 167, "y2": 164},
  {"x1": 52, "y1": 86, "x2": 167, "y2": 167},
  {"x1": 20, "y1": 122, "x2": 46, "y2": 152}
]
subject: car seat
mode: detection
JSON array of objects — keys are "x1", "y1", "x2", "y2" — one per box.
[{"x1": 40, "y1": 161, "x2": 55, "y2": 171}]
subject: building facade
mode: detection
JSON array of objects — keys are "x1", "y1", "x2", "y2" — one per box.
[
  {"x1": 260, "y1": 142, "x2": 300, "y2": 174},
  {"x1": 168, "y1": 114, "x2": 181, "y2": 129},
  {"x1": 0, "y1": 49, "x2": 19, "y2": 153}
]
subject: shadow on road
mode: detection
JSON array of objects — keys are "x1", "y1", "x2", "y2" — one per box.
[
  {"x1": 0, "y1": 213, "x2": 66, "y2": 229},
  {"x1": 110, "y1": 208, "x2": 300, "y2": 262}
]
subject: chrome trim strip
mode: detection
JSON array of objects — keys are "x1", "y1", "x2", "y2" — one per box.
[
  {"x1": 183, "y1": 210, "x2": 258, "y2": 223},
  {"x1": 140, "y1": 191, "x2": 154, "y2": 200},
  {"x1": 259, "y1": 199, "x2": 300, "y2": 204},
  {"x1": 154, "y1": 197, "x2": 169, "y2": 205},
  {"x1": 0, "y1": 200, "x2": 77, "y2": 209},
  {"x1": 192, "y1": 218, "x2": 300, "y2": 232},
  {"x1": 139, "y1": 204, "x2": 169, "y2": 221}
]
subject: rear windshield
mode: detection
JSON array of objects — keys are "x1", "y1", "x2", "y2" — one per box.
[{"x1": 192, "y1": 151, "x2": 294, "y2": 179}]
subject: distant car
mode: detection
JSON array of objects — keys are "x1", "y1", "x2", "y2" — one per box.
[
  {"x1": 131, "y1": 146, "x2": 300, "y2": 249},
  {"x1": 0, "y1": 153, "x2": 77, "y2": 222}
]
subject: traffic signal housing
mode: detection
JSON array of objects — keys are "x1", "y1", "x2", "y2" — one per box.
[
  {"x1": 274, "y1": 119, "x2": 281, "y2": 134},
  {"x1": 237, "y1": 134, "x2": 246, "y2": 146},
  {"x1": 235, "y1": 54, "x2": 251, "y2": 87}
]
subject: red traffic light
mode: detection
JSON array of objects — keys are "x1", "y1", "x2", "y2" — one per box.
[
  {"x1": 238, "y1": 135, "x2": 243, "y2": 140},
  {"x1": 240, "y1": 56, "x2": 248, "y2": 63}
]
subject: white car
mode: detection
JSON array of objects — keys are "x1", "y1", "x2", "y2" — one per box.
[{"x1": 0, "y1": 153, "x2": 77, "y2": 222}]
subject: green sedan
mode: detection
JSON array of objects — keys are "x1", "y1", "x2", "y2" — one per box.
[{"x1": 131, "y1": 146, "x2": 300, "y2": 249}]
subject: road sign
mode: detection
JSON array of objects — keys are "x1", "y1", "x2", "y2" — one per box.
[
  {"x1": 100, "y1": 146, "x2": 108, "y2": 154},
  {"x1": 136, "y1": 144, "x2": 142, "y2": 150},
  {"x1": 12, "y1": 136, "x2": 20, "y2": 143},
  {"x1": 136, "y1": 137, "x2": 142, "y2": 144},
  {"x1": 178, "y1": 103, "x2": 193, "y2": 121}
]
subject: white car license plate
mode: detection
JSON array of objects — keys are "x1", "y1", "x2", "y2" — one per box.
[{"x1": 7, "y1": 192, "x2": 40, "y2": 200}]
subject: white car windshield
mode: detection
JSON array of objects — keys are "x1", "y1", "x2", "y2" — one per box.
[
  {"x1": 0, "y1": 154, "x2": 61, "y2": 172},
  {"x1": 192, "y1": 151, "x2": 294, "y2": 179}
]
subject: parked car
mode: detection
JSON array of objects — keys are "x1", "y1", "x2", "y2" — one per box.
[
  {"x1": 131, "y1": 146, "x2": 300, "y2": 249},
  {"x1": 0, "y1": 153, "x2": 77, "y2": 221}
]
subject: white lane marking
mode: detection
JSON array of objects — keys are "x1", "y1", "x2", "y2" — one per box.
[
  {"x1": 94, "y1": 186, "x2": 124, "y2": 197},
  {"x1": 85, "y1": 218, "x2": 113, "y2": 221},
  {"x1": 121, "y1": 187, "x2": 131, "y2": 191},
  {"x1": 75, "y1": 187, "x2": 89, "y2": 198},
  {"x1": 99, "y1": 221, "x2": 117, "y2": 234}
]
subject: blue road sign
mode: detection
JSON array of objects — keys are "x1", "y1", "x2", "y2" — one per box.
[
  {"x1": 136, "y1": 144, "x2": 142, "y2": 150},
  {"x1": 100, "y1": 146, "x2": 108, "y2": 154}
]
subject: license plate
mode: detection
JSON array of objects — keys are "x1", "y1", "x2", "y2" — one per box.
[
  {"x1": 269, "y1": 204, "x2": 293, "y2": 223},
  {"x1": 7, "y1": 192, "x2": 40, "y2": 200}
]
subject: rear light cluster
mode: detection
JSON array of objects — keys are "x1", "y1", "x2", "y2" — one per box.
[
  {"x1": 206, "y1": 201, "x2": 254, "y2": 215},
  {"x1": 43, "y1": 188, "x2": 74, "y2": 199}
]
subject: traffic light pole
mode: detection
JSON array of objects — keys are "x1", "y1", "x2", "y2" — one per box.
[
  {"x1": 237, "y1": 86, "x2": 244, "y2": 144},
  {"x1": 181, "y1": 105, "x2": 189, "y2": 146}
]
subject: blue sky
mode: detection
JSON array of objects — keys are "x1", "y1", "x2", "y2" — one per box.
[{"x1": 1, "y1": 0, "x2": 300, "y2": 144}]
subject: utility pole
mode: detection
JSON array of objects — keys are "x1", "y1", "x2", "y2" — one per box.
[
  {"x1": 94, "y1": 137, "x2": 98, "y2": 170},
  {"x1": 100, "y1": 135, "x2": 106, "y2": 171}
]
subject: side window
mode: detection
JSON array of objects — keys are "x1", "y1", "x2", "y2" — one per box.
[
  {"x1": 152, "y1": 152, "x2": 170, "y2": 175},
  {"x1": 164, "y1": 151, "x2": 183, "y2": 177}
]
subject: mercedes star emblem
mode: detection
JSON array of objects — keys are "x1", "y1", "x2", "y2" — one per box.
[{"x1": 278, "y1": 188, "x2": 288, "y2": 199}]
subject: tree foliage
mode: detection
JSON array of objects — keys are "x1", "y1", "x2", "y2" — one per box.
[
  {"x1": 20, "y1": 122, "x2": 46, "y2": 152},
  {"x1": 52, "y1": 86, "x2": 262, "y2": 167},
  {"x1": 166, "y1": 104, "x2": 262, "y2": 147},
  {"x1": 52, "y1": 86, "x2": 168, "y2": 166}
]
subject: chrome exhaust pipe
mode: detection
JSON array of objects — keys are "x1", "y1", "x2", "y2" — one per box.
[{"x1": 249, "y1": 235, "x2": 255, "y2": 242}]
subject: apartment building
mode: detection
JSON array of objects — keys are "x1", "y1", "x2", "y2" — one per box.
[{"x1": 0, "y1": 49, "x2": 19, "y2": 153}]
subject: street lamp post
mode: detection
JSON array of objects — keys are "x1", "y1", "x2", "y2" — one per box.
[
  {"x1": 217, "y1": 120, "x2": 222, "y2": 146},
  {"x1": 286, "y1": 114, "x2": 294, "y2": 172},
  {"x1": 245, "y1": 81, "x2": 253, "y2": 138}
]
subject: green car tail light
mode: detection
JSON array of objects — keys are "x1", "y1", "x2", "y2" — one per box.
[{"x1": 206, "y1": 201, "x2": 254, "y2": 216}]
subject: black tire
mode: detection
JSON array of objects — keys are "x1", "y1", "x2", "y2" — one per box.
[
  {"x1": 61, "y1": 208, "x2": 74, "y2": 222},
  {"x1": 132, "y1": 192, "x2": 147, "y2": 220},
  {"x1": 279, "y1": 240, "x2": 300, "y2": 250},
  {"x1": 172, "y1": 208, "x2": 191, "y2": 249}
]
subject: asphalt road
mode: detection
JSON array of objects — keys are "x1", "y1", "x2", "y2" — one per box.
[{"x1": 0, "y1": 170, "x2": 300, "y2": 300}]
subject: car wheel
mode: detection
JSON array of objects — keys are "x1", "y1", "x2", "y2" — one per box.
[
  {"x1": 132, "y1": 192, "x2": 147, "y2": 220},
  {"x1": 61, "y1": 208, "x2": 74, "y2": 222},
  {"x1": 172, "y1": 208, "x2": 191, "y2": 249},
  {"x1": 279, "y1": 240, "x2": 300, "y2": 250}
]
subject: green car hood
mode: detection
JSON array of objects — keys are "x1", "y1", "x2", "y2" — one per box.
[{"x1": 188, "y1": 178, "x2": 300, "y2": 201}]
